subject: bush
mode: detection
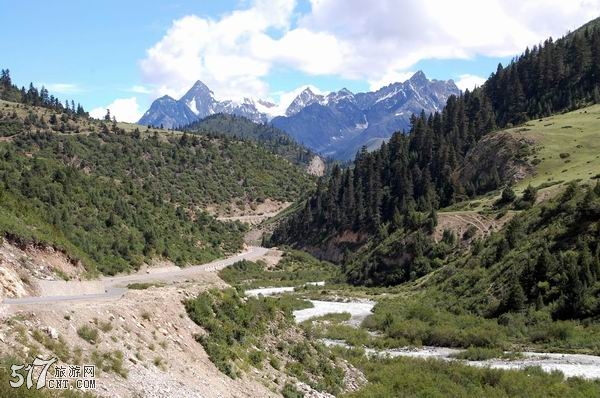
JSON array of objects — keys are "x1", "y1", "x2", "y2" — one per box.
[
  {"x1": 342, "y1": 355, "x2": 600, "y2": 397},
  {"x1": 463, "y1": 225, "x2": 478, "y2": 240},
  {"x1": 282, "y1": 383, "x2": 304, "y2": 398},
  {"x1": 498, "y1": 187, "x2": 516, "y2": 205},
  {"x1": 248, "y1": 349, "x2": 265, "y2": 368},
  {"x1": 77, "y1": 325, "x2": 99, "y2": 344},
  {"x1": 91, "y1": 350, "x2": 127, "y2": 378},
  {"x1": 185, "y1": 289, "x2": 344, "y2": 394}
]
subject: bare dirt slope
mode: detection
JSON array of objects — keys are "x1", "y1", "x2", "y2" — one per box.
[
  {"x1": 0, "y1": 239, "x2": 86, "y2": 299},
  {"x1": 0, "y1": 245, "x2": 277, "y2": 397},
  {"x1": 434, "y1": 211, "x2": 514, "y2": 244},
  {"x1": 1, "y1": 278, "x2": 277, "y2": 398},
  {"x1": 209, "y1": 199, "x2": 292, "y2": 224}
]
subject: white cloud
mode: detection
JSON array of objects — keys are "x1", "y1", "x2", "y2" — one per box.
[
  {"x1": 299, "y1": 0, "x2": 600, "y2": 82},
  {"x1": 455, "y1": 74, "x2": 487, "y2": 91},
  {"x1": 136, "y1": 0, "x2": 600, "y2": 104},
  {"x1": 90, "y1": 97, "x2": 142, "y2": 123},
  {"x1": 368, "y1": 71, "x2": 416, "y2": 91},
  {"x1": 139, "y1": 0, "x2": 297, "y2": 101},
  {"x1": 129, "y1": 85, "x2": 152, "y2": 94},
  {"x1": 269, "y1": 84, "x2": 327, "y2": 115},
  {"x1": 41, "y1": 83, "x2": 82, "y2": 95}
]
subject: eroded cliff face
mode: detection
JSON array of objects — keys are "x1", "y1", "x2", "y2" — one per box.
[
  {"x1": 306, "y1": 155, "x2": 326, "y2": 177},
  {"x1": 455, "y1": 131, "x2": 536, "y2": 193},
  {"x1": 302, "y1": 230, "x2": 369, "y2": 264}
]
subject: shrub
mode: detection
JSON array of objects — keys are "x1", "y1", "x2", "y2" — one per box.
[
  {"x1": 463, "y1": 225, "x2": 478, "y2": 240},
  {"x1": 91, "y1": 350, "x2": 127, "y2": 378},
  {"x1": 497, "y1": 187, "x2": 516, "y2": 206},
  {"x1": 248, "y1": 349, "x2": 265, "y2": 368},
  {"x1": 77, "y1": 325, "x2": 99, "y2": 344},
  {"x1": 282, "y1": 383, "x2": 304, "y2": 398}
]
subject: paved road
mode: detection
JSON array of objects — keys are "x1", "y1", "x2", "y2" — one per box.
[{"x1": 2, "y1": 246, "x2": 268, "y2": 306}]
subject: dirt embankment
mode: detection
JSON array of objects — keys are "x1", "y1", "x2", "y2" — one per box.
[
  {"x1": 303, "y1": 230, "x2": 369, "y2": 263},
  {"x1": 1, "y1": 278, "x2": 277, "y2": 398},
  {"x1": 0, "y1": 239, "x2": 86, "y2": 299},
  {"x1": 208, "y1": 199, "x2": 292, "y2": 224}
]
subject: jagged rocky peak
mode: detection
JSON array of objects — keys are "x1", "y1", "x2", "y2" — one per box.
[
  {"x1": 185, "y1": 80, "x2": 214, "y2": 97},
  {"x1": 327, "y1": 88, "x2": 355, "y2": 103},
  {"x1": 180, "y1": 80, "x2": 217, "y2": 117},
  {"x1": 140, "y1": 79, "x2": 282, "y2": 127},
  {"x1": 271, "y1": 71, "x2": 461, "y2": 159},
  {"x1": 285, "y1": 87, "x2": 324, "y2": 116},
  {"x1": 156, "y1": 94, "x2": 176, "y2": 102},
  {"x1": 408, "y1": 70, "x2": 428, "y2": 85}
]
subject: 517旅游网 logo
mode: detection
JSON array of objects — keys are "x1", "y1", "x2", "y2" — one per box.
[{"x1": 8, "y1": 356, "x2": 96, "y2": 391}]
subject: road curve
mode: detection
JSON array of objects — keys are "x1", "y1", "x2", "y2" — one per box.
[{"x1": 2, "y1": 246, "x2": 269, "y2": 306}]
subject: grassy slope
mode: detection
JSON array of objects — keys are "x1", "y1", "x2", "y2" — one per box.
[
  {"x1": 510, "y1": 104, "x2": 600, "y2": 190},
  {"x1": 447, "y1": 104, "x2": 600, "y2": 212},
  {"x1": 0, "y1": 99, "x2": 176, "y2": 137}
]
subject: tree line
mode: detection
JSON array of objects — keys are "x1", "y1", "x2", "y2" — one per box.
[
  {"x1": 271, "y1": 19, "x2": 600, "y2": 285},
  {"x1": 0, "y1": 69, "x2": 87, "y2": 116}
]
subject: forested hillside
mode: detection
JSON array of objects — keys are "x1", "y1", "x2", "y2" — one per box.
[
  {"x1": 0, "y1": 98, "x2": 313, "y2": 275},
  {"x1": 441, "y1": 182, "x2": 600, "y2": 320},
  {"x1": 183, "y1": 113, "x2": 318, "y2": 168},
  {"x1": 271, "y1": 18, "x2": 600, "y2": 286}
]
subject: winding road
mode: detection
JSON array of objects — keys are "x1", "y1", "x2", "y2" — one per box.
[{"x1": 2, "y1": 246, "x2": 268, "y2": 306}]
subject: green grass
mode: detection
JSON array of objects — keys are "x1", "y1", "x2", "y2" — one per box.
[
  {"x1": 507, "y1": 105, "x2": 600, "y2": 191},
  {"x1": 440, "y1": 104, "x2": 600, "y2": 212},
  {"x1": 339, "y1": 352, "x2": 600, "y2": 398},
  {"x1": 219, "y1": 248, "x2": 342, "y2": 288}
]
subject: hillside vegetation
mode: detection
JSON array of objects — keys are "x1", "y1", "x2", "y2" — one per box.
[
  {"x1": 355, "y1": 181, "x2": 600, "y2": 357},
  {"x1": 271, "y1": 16, "x2": 600, "y2": 288},
  {"x1": 183, "y1": 113, "x2": 319, "y2": 169},
  {"x1": 185, "y1": 288, "x2": 348, "y2": 395},
  {"x1": 0, "y1": 100, "x2": 313, "y2": 275}
]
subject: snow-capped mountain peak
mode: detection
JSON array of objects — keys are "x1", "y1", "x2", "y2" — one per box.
[
  {"x1": 179, "y1": 80, "x2": 217, "y2": 117},
  {"x1": 285, "y1": 87, "x2": 325, "y2": 116},
  {"x1": 326, "y1": 88, "x2": 355, "y2": 104},
  {"x1": 271, "y1": 72, "x2": 460, "y2": 159},
  {"x1": 138, "y1": 74, "x2": 460, "y2": 155}
]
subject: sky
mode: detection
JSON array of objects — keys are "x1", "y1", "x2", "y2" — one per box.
[{"x1": 1, "y1": 0, "x2": 599, "y2": 122}]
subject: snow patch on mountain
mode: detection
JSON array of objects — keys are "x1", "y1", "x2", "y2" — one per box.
[{"x1": 187, "y1": 98, "x2": 199, "y2": 115}]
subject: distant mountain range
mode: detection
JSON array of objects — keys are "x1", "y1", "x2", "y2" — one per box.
[
  {"x1": 138, "y1": 80, "x2": 277, "y2": 128},
  {"x1": 138, "y1": 71, "x2": 460, "y2": 159}
]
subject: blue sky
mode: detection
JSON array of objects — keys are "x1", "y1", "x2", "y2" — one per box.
[{"x1": 1, "y1": 0, "x2": 598, "y2": 121}]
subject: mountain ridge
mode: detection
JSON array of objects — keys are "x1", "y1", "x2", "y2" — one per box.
[
  {"x1": 138, "y1": 72, "x2": 459, "y2": 159},
  {"x1": 272, "y1": 71, "x2": 459, "y2": 159}
]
